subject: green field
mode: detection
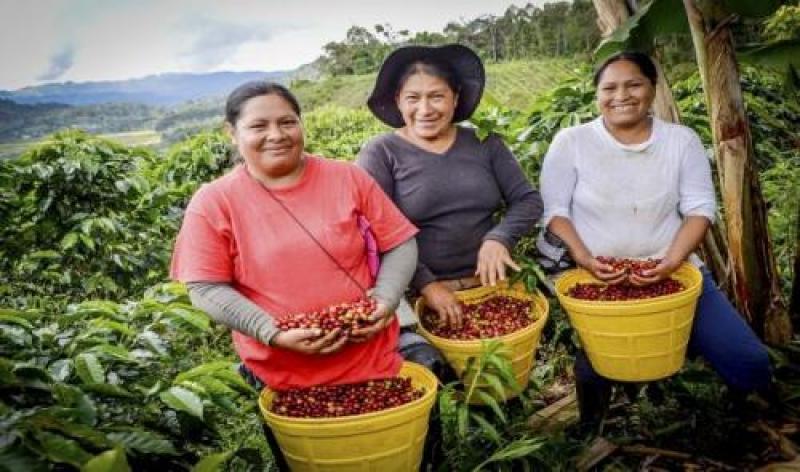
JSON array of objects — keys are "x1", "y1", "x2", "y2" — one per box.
[
  {"x1": 483, "y1": 59, "x2": 581, "y2": 108},
  {"x1": 0, "y1": 130, "x2": 162, "y2": 159},
  {"x1": 292, "y1": 58, "x2": 580, "y2": 111}
]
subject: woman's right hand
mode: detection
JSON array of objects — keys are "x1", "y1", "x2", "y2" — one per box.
[
  {"x1": 270, "y1": 328, "x2": 348, "y2": 355},
  {"x1": 420, "y1": 281, "x2": 463, "y2": 328},
  {"x1": 575, "y1": 253, "x2": 627, "y2": 284}
]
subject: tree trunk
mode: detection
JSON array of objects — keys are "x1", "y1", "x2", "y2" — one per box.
[
  {"x1": 791, "y1": 200, "x2": 800, "y2": 322},
  {"x1": 684, "y1": 0, "x2": 792, "y2": 344},
  {"x1": 592, "y1": 0, "x2": 729, "y2": 286}
]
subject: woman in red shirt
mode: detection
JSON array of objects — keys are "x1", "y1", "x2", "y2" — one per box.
[{"x1": 171, "y1": 81, "x2": 419, "y2": 470}]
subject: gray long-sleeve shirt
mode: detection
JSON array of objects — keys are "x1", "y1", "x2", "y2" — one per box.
[
  {"x1": 357, "y1": 127, "x2": 543, "y2": 291},
  {"x1": 186, "y1": 238, "x2": 418, "y2": 345}
]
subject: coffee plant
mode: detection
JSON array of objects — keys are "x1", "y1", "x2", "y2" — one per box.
[
  {"x1": 437, "y1": 341, "x2": 573, "y2": 471},
  {"x1": 302, "y1": 105, "x2": 387, "y2": 160},
  {"x1": 0, "y1": 130, "x2": 164, "y2": 304},
  {"x1": 0, "y1": 282, "x2": 263, "y2": 470}
]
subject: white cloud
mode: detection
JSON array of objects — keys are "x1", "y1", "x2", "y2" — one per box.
[
  {"x1": 36, "y1": 45, "x2": 75, "y2": 81},
  {"x1": 0, "y1": 0, "x2": 554, "y2": 89}
]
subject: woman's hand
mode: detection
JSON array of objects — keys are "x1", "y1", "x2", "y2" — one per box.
[
  {"x1": 421, "y1": 281, "x2": 463, "y2": 328},
  {"x1": 575, "y1": 253, "x2": 627, "y2": 285},
  {"x1": 475, "y1": 240, "x2": 521, "y2": 286},
  {"x1": 271, "y1": 328, "x2": 348, "y2": 355},
  {"x1": 349, "y1": 300, "x2": 395, "y2": 343},
  {"x1": 629, "y1": 257, "x2": 681, "y2": 286}
]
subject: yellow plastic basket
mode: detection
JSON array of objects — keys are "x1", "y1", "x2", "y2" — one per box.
[
  {"x1": 415, "y1": 282, "x2": 549, "y2": 401},
  {"x1": 258, "y1": 362, "x2": 437, "y2": 472},
  {"x1": 555, "y1": 262, "x2": 703, "y2": 382}
]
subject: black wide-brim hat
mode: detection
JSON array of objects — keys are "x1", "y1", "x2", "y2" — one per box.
[{"x1": 367, "y1": 44, "x2": 485, "y2": 128}]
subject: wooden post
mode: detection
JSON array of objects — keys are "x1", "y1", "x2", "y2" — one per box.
[{"x1": 683, "y1": 0, "x2": 792, "y2": 343}]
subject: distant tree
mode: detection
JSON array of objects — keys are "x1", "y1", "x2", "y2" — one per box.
[{"x1": 316, "y1": 1, "x2": 601, "y2": 77}]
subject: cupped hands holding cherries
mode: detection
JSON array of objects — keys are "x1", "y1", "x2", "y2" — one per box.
[
  {"x1": 271, "y1": 297, "x2": 394, "y2": 355},
  {"x1": 576, "y1": 255, "x2": 680, "y2": 285},
  {"x1": 568, "y1": 256, "x2": 686, "y2": 301}
]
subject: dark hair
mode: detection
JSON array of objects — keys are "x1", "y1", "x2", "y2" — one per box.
[
  {"x1": 394, "y1": 58, "x2": 461, "y2": 96},
  {"x1": 225, "y1": 81, "x2": 301, "y2": 126},
  {"x1": 593, "y1": 51, "x2": 658, "y2": 87}
]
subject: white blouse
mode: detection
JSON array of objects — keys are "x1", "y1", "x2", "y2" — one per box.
[{"x1": 540, "y1": 116, "x2": 715, "y2": 264}]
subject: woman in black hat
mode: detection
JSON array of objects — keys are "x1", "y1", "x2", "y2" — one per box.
[{"x1": 357, "y1": 44, "x2": 543, "y2": 364}]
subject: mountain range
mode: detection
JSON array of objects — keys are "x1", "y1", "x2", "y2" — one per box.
[{"x1": 0, "y1": 70, "x2": 289, "y2": 106}]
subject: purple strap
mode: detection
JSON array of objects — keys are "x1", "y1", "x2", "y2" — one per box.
[{"x1": 357, "y1": 214, "x2": 380, "y2": 279}]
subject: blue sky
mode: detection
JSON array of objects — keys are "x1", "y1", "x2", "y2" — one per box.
[{"x1": 0, "y1": 0, "x2": 551, "y2": 90}]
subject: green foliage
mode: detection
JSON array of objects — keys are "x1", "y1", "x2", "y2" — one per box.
[
  {"x1": 438, "y1": 341, "x2": 581, "y2": 471},
  {"x1": 0, "y1": 99, "x2": 160, "y2": 142},
  {"x1": 0, "y1": 128, "x2": 239, "y2": 307},
  {"x1": 0, "y1": 282, "x2": 262, "y2": 470},
  {"x1": 595, "y1": 0, "x2": 689, "y2": 60},
  {"x1": 144, "y1": 129, "x2": 235, "y2": 208},
  {"x1": 738, "y1": 38, "x2": 800, "y2": 93},
  {"x1": 721, "y1": 0, "x2": 783, "y2": 18},
  {"x1": 470, "y1": 71, "x2": 595, "y2": 183},
  {"x1": 82, "y1": 447, "x2": 131, "y2": 472},
  {"x1": 764, "y1": 3, "x2": 800, "y2": 41},
  {"x1": 0, "y1": 130, "x2": 165, "y2": 303},
  {"x1": 320, "y1": 26, "x2": 393, "y2": 76},
  {"x1": 303, "y1": 106, "x2": 388, "y2": 159},
  {"x1": 439, "y1": 341, "x2": 524, "y2": 470}
]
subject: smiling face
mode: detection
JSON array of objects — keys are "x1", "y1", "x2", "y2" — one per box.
[
  {"x1": 596, "y1": 59, "x2": 656, "y2": 129},
  {"x1": 227, "y1": 93, "x2": 304, "y2": 183},
  {"x1": 395, "y1": 71, "x2": 458, "y2": 142}
]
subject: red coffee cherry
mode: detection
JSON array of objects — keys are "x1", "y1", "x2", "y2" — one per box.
[
  {"x1": 420, "y1": 295, "x2": 534, "y2": 340},
  {"x1": 595, "y1": 256, "x2": 661, "y2": 277},
  {"x1": 276, "y1": 298, "x2": 378, "y2": 335},
  {"x1": 567, "y1": 279, "x2": 684, "y2": 301},
  {"x1": 271, "y1": 377, "x2": 425, "y2": 418}
]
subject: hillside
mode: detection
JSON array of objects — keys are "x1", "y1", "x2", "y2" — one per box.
[
  {"x1": 0, "y1": 99, "x2": 163, "y2": 142},
  {"x1": 0, "y1": 70, "x2": 287, "y2": 106},
  {"x1": 0, "y1": 58, "x2": 579, "y2": 155},
  {"x1": 291, "y1": 57, "x2": 579, "y2": 110},
  {"x1": 155, "y1": 57, "x2": 580, "y2": 144}
]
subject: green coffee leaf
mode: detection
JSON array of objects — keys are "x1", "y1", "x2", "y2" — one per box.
[
  {"x1": 75, "y1": 353, "x2": 105, "y2": 384},
  {"x1": 160, "y1": 386, "x2": 204, "y2": 419},
  {"x1": 191, "y1": 450, "x2": 235, "y2": 472},
  {"x1": 81, "y1": 447, "x2": 130, "y2": 472},
  {"x1": 107, "y1": 430, "x2": 177, "y2": 455},
  {"x1": 164, "y1": 305, "x2": 210, "y2": 332},
  {"x1": 470, "y1": 412, "x2": 501, "y2": 444},
  {"x1": 35, "y1": 431, "x2": 92, "y2": 467},
  {"x1": 48, "y1": 359, "x2": 74, "y2": 382},
  {"x1": 474, "y1": 391, "x2": 507, "y2": 424},
  {"x1": 86, "y1": 344, "x2": 133, "y2": 362}
]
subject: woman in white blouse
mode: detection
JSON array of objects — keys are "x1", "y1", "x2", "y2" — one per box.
[{"x1": 540, "y1": 51, "x2": 771, "y2": 430}]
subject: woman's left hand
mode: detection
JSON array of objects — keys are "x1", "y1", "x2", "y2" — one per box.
[
  {"x1": 475, "y1": 240, "x2": 521, "y2": 286},
  {"x1": 629, "y1": 258, "x2": 682, "y2": 286},
  {"x1": 349, "y1": 300, "x2": 394, "y2": 343}
]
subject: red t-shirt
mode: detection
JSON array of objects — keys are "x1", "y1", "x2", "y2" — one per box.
[{"x1": 171, "y1": 156, "x2": 418, "y2": 390}]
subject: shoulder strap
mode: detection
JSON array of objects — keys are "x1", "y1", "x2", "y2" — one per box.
[{"x1": 261, "y1": 185, "x2": 367, "y2": 293}]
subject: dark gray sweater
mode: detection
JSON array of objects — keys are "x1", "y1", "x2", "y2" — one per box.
[{"x1": 357, "y1": 127, "x2": 543, "y2": 291}]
